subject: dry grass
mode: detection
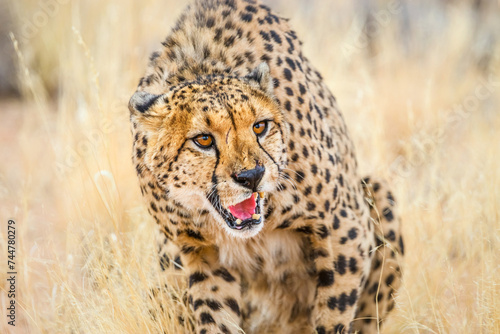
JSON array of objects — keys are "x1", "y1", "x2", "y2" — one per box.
[{"x1": 0, "y1": 0, "x2": 499, "y2": 333}]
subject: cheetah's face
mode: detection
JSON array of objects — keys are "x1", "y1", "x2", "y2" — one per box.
[{"x1": 130, "y1": 64, "x2": 289, "y2": 238}]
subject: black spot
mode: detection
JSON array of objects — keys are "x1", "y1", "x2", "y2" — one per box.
[
  {"x1": 316, "y1": 326, "x2": 326, "y2": 334},
  {"x1": 159, "y1": 253, "x2": 170, "y2": 271},
  {"x1": 324, "y1": 200, "x2": 330, "y2": 212},
  {"x1": 200, "y1": 312, "x2": 215, "y2": 324},
  {"x1": 260, "y1": 30, "x2": 270, "y2": 41},
  {"x1": 298, "y1": 83, "x2": 306, "y2": 95},
  {"x1": 386, "y1": 230, "x2": 396, "y2": 241},
  {"x1": 278, "y1": 219, "x2": 292, "y2": 229},
  {"x1": 373, "y1": 182, "x2": 380, "y2": 192},
  {"x1": 338, "y1": 174, "x2": 344, "y2": 186},
  {"x1": 327, "y1": 297, "x2": 337, "y2": 310},
  {"x1": 383, "y1": 207, "x2": 394, "y2": 222},
  {"x1": 173, "y1": 255, "x2": 182, "y2": 270},
  {"x1": 186, "y1": 229, "x2": 205, "y2": 241},
  {"x1": 368, "y1": 282, "x2": 379, "y2": 295},
  {"x1": 339, "y1": 237, "x2": 348, "y2": 244},
  {"x1": 284, "y1": 100, "x2": 291, "y2": 111},
  {"x1": 316, "y1": 183, "x2": 323, "y2": 194},
  {"x1": 317, "y1": 269, "x2": 334, "y2": 287},
  {"x1": 214, "y1": 28, "x2": 223, "y2": 42},
  {"x1": 338, "y1": 292, "x2": 351, "y2": 313},
  {"x1": 273, "y1": 77, "x2": 280, "y2": 88},
  {"x1": 295, "y1": 171, "x2": 305, "y2": 183},
  {"x1": 348, "y1": 228, "x2": 358, "y2": 240},
  {"x1": 193, "y1": 299, "x2": 204, "y2": 310},
  {"x1": 339, "y1": 209, "x2": 347, "y2": 218},
  {"x1": 206, "y1": 299, "x2": 222, "y2": 311},
  {"x1": 285, "y1": 87, "x2": 294, "y2": 96},
  {"x1": 224, "y1": 298, "x2": 240, "y2": 316},
  {"x1": 219, "y1": 324, "x2": 231, "y2": 334},
  {"x1": 349, "y1": 257, "x2": 358, "y2": 274},
  {"x1": 399, "y1": 236, "x2": 405, "y2": 255},
  {"x1": 224, "y1": 35, "x2": 236, "y2": 47},
  {"x1": 181, "y1": 245, "x2": 195, "y2": 254},
  {"x1": 302, "y1": 146, "x2": 309, "y2": 158},
  {"x1": 335, "y1": 254, "x2": 347, "y2": 275},
  {"x1": 240, "y1": 12, "x2": 253, "y2": 22},
  {"x1": 304, "y1": 186, "x2": 312, "y2": 196},
  {"x1": 333, "y1": 215, "x2": 340, "y2": 230},
  {"x1": 295, "y1": 109, "x2": 303, "y2": 120},
  {"x1": 285, "y1": 57, "x2": 296, "y2": 70},
  {"x1": 386, "y1": 274, "x2": 395, "y2": 286},
  {"x1": 149, "y1": 51, "x2": 160, "y2": 61},
  {"x1": 245, "y1": 5, "x2": 258, "y2": 13},
  {"x1": 295, "y1": 226, "x2": 312, "y2": 234},
  {"x1": 284, "y1": 68, "x2": 292, "y2": 81},
  {"x1": 189, "y1": 272, "x2": 208, "y2": 287},
  {"x1": 276, "y1": 56, "x2": 283, "y2": 66},
  {"x1": 213, "y1": 268, "x2": 236, "y2": 282},
  {"x1": 150, "y1": 202, "x2": 158, "y2": 212},
  {"x1": 317, "y1": 224, "x2": 329, "y2": 239},
  {"x1": 306, "y1": 202, "x2": 316, "y2": 211},
  {"x1": 270, "y1": 30, "x2": 282, "y2": 44},
  {"x1": 206, "y1": 17, "x2": 215, "y2": 28}
]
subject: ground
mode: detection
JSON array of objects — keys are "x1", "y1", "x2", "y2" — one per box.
[{"x1": 0, "y1": 0, "x2": 499, "y2": 333}]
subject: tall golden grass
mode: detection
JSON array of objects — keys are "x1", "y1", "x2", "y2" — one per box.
[{"x1": 0, "y1": 0, "x2": 499, "y2": 333}]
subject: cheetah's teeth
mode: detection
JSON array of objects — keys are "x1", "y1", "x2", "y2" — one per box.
[
  {"x1": 252, "y1": 214, "x2": 261, "y2": 220},
  {"x1": 258, "y1": 192, "x2": 265, "y2": 198},
  {"x1": 235, "y1": 219, "x2": 242, "y2": 225},
  {"x1": 254, "y1": 192, "x2": 258, "y2": 199}
]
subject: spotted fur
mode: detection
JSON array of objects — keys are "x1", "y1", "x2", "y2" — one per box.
[{"x1": 129, "y1": 1, "x2": 403, "y2": 333}]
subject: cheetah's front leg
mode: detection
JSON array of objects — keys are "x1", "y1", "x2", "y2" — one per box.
[
  {"x1": 309, "y1": 212, "x2": 370, "y2": 334},
  {"x1": 183, "y1": 247, "x2": 243, "y2": 334}
]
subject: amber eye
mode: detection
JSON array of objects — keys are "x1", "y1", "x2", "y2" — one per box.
[
  {"x1": 193, "y1": 134, "x2": 214, "y2": 148},
  {"x1": 253, "y1": 121, "x2": 267, "y2": 136}
]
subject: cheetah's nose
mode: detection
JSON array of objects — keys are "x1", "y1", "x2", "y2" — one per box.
[{"x1": 231, "y1": 165, "x2": 265, "y2": 192}]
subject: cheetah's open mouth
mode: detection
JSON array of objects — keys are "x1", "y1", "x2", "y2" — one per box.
[{"x1": 209, "y1": 192, "x2": 264, "y2": 230}]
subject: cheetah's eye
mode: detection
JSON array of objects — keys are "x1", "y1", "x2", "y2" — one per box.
[
  {"x1": 193, "y1": 134, "x2": 214, "y2": 148},
  {"x1": 253, "y1": 121, "x2": 268, "y2": 136}
]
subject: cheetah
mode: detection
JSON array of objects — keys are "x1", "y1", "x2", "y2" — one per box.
[{"x1": 129, "y1": 0, "x2": 404, "y2": 333}]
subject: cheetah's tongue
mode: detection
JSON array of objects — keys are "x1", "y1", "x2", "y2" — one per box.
[{"x1": 228, "y1": 195, "x2": 256, "y2": 221}]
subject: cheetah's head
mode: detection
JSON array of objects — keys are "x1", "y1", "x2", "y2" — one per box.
[{"x1": 130, "y1": 63, "x2": 289, "y2": 238}]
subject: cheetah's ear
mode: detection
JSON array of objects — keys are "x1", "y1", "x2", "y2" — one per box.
[
  {"x1": 243, "y1": 62, "x2": 274, "y2": 96},
  {"x1": 128, "y1": 90, "x2": 162, "y2": 115}
]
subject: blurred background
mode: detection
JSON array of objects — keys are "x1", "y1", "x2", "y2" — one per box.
[{"x1": 0, "y1": 0, "x2": 499, "y2": 333}]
